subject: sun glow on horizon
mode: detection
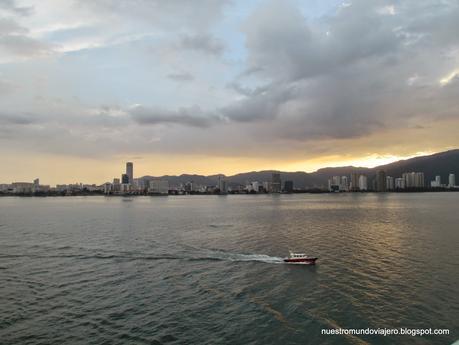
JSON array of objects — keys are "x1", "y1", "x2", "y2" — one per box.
[{"x1": 285, "y1": 151, "x2": 435, "y2": 173}]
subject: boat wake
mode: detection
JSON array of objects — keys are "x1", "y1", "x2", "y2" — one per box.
[
  {"x1": 195, "y1": 251, "x2": 284, "y2": 264},
  {"x1": 1, "y1": 250, "x2": 285, "y2": 264}
]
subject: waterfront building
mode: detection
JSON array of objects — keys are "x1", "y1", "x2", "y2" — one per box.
[
  {"x1": 350, "y1": 173, "x2": 360, "y2": 191},
  {"x1": 431, "y1": 175, "x2": 442, "y2": 188},
  {"x1": 403, "y1": 172, "x2": 425, "y2": 188},
  {"x1": 126, "y1": 162, "x2": 133, "y2": 184},
  {"x1": 376, "y1": 171, "x2": 387, "y2": 192},
  {"x1": 449, "y1": 174, "x2": 456, "y2": 188},
  {"x1": 283, "y1": 180, "x2": 294, "y2": 193},
  {"x1": 121, "y1": 174, "x2": 129, "y2": 184},
  {"x1": 0, "y1": 184, "x2": 12, "y2": 193},
  {"x1": 12, "y1": 182, "x2": 34, "y2": 194},
  {"x1": 104, "y1": 183, "x2": 112, "y2": 194},
  {"x1": 395, "y1": 178, "x2": 405, "y2": 189},
  {"x1": 358, "y1": 175, "x2": 368, "y2": 191},
  {"x1": 271, "y1": 173, "x2": 281, "y2": 193},
  {"x1": 386, "y1": 176, "x2": 394, "y2": 191},
  {"x1": 263, "y1": 181, "x2": 271, "y2": 192},
  {"x1": 121, "y1": 183, "x2": 130, "y2": 193},
  {"x1": 149, "y1": 180, "x2": 169, "y2": 195},
  {"x1": 218, "y1": 176, "x2": 228, "y2": 194},
  {"x1": 328, "y1": 176, "x2": 341, "y2": 192},
  {"x1": 340, "y1": 176, "x2": 349, "y2": 191},
  {"x1": 113, "y1": 178, "x2": 121, "y2": 193}
]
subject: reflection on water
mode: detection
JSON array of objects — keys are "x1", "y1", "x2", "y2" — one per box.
[{"x1": 0, "y1": 193, "x2": 458, "y2": 345}]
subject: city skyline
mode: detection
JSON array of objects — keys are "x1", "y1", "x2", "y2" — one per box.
[
  {"x1": 1, "y1": 149, "x2": 458, "y2": 189},
  {"x1": 1, "y1": 1, "x2": 459, "y2": 184}
]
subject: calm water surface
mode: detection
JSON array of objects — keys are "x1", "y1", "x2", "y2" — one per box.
[{"x1": 1, "y1": 194, "x2": 458, "y2": 345}]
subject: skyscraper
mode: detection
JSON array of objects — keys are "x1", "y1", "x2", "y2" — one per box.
[{"x1": 126, "y1": 162, "x2": 133, "y2": 184}]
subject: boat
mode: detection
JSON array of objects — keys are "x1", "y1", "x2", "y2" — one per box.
[{"x1": 283, "y1": 251, "x2": 318, "y2": 265}]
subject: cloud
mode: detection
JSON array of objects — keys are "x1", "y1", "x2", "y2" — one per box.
[
  {"x1": 0, "y1": 0, "x2": 33, "y2": 16},
  {"x1": 0, "y1": 112, "x2": 37, "y2": 125},
  {"x1": 222, "y1": 0, "x2": 459, "y2": 144},
  {"x1": 1, "y1": 0, "x2": 459, "y2": 169},
  {"x1": 0, "y1": 18, "x2": 53, "y2": 61},
  {"x1": 129, "y1": 105, "x2": 218, "y2": 128},
  {"x1": 80, "y1": 0, "x2": 228, "y2": 32},
  {"x1": 178, "y1": 33, "x2": 224, "y2": 56},
  {"x1": 167, "y1": 71, "x2": 194, "y2": 82}
]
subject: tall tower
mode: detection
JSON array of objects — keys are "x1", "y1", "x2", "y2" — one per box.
[{"x1": 126, "y1": 162, "x2": 133, "y2": 184}]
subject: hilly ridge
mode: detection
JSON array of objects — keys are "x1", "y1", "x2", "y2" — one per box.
[{"x1": 139, "y1": 149, "x2": 459, "y2": 188}]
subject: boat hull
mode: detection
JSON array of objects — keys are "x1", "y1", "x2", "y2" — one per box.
[{"x1": 283, "y1": 257, "x2": 317, "y2": 265}]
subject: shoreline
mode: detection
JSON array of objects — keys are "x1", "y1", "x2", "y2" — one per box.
[{"x1": 1, "y1": 189, "x2": 459, "y2": 197}]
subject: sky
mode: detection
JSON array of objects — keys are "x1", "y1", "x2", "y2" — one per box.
[{"x1": 1, "y1": 0, "x2": 459, "y2": 184}]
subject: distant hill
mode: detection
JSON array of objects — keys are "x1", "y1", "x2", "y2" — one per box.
[
  {"x1": 374, "y1": 149, "x2": 459, "y2": 183},
  {"x1": 139, "y1": 149, "x2": 459, "y2": 188}
]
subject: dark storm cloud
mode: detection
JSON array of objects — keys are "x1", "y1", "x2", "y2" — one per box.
[
  {"x1": 178, "y1": 34, "x2": 224, "y2": 56},
  {"x1": 129, "y1": 105, "x2": 218, "y2": 128},
  {"x1": 223, "y1": 0, "x2": 459, "y2": 142}
]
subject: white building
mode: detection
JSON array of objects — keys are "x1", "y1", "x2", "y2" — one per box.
[
  {"x1": 449, "y1": 174, "x2": 456, "y2": 188},
  {"x1": 403, "y1": 172, "x2": 425, "y2": 188},
  {"x1": 358, "y1": 175, "x2": 368, "y2": 191},
  {"x1": 431, "y1": 175, "x2": 442, "y2": 188},
  {"x1": 395, "y1": 177, "x2": 405, "y2": 189}
]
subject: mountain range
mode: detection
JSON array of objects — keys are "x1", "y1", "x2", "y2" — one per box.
[{"x1": 139, "y1": 149, "x2": 459, "y2": 189}]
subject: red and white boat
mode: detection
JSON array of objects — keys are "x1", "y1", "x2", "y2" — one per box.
[{"x1": 283, "y1": 251, "x2": 318, "y2": 265}]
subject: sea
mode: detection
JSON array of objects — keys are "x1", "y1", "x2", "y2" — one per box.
[{"x1": 1, "y1": 193, "x2": 458, "y2": 345}]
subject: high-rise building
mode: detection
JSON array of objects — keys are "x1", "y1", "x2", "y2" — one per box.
[
  {"x1": 395, "y1": 178, "x2": 405, "y2": 189},
  {"x1": 350, "y1": 173, "x2": 360, "y2": 191},
  {"x1": 126, "y1": 162, "x2": 133, "y2": 184},
  {"x1": 358, "y1": 175, "x2": 368, "y2": 191},
  {"x1": 283, "y1": 180, "x2": 294, "y2": 193},
  {"x1": 148, "y1": 180, "x2": 169, "y2": 195},
  {"x1": 121, "y1": 174, "x2": 129, "y2": 184},
  {"x1": 376, "y1": 170, "x2": 387, "y2": 192},
  {"x1": 271, "y1": 173, "x2": 281, "y2": 193},
  {"x1": 328, "y1": 176, "x2": 341, "y2": 192},
  {"x1": 218, "y1": 176, "x2": 228, "y2": 194},
  {"x1": 386, "y1": 176, "x2": 394, "y2": 191},
  {"x1": 340, "y1": 176, "x2": 349, "y2": 191},
  {"x1": 449, "y1": 174, "x2": 456, "y2": 188},
  {"x1": 403, "y1": 172, "x2": 425, "y2": 188}
]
